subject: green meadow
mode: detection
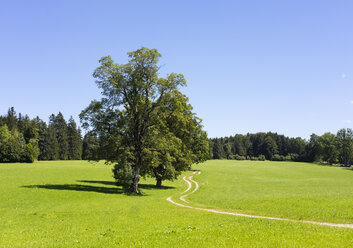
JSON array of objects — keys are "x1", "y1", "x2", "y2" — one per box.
[
  {"x1": 1, "y1": 160, "x2": 353, "y2": 247},
  {"x1": 191, "y1": 160, "x2": 353, "y2": 223}
]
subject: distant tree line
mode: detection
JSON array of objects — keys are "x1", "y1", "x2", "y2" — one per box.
[
  {"x1": 0, "y1": 107, "x2": 97, "y2": 162},
  {"x1": 210, "y1": 130, "x2": 353, "y2": 166},
  {"x1": 3, "y1": 106, "x2": 353, "y2": 167}
]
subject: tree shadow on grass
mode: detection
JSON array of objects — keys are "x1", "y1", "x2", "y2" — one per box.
[
  {"x1": 77, "y1": 180, "x2": 116, "y2": 186},
  {"x1": 22, "y1": 184, "x2": 125, "y2": 195},
  {"x1": 314, "y1": 162, "x2": 353, "y2": 171},
  {"x1": 22, "y1": 180, "x2": 174, "y2": 196},
  {"x1": 139, "y1": 183, "x2": 175, "y2": 190},
  {"x1": 77, "y1": 180, "x2": 175, "y2": 190}
]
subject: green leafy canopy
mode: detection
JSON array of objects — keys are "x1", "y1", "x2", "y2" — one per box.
[{"x1": 80, "y1": 47, "x2": 210, "y2": 193}]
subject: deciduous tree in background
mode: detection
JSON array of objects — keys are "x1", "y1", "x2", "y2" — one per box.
[
  {"x1": 318, "y1": 132, "x2": 338, "y2": 164},
  {"x1": 263, "y1": 136, "x2": 278, "y2": 160},
  {"x1": 82, "y1": 133, "x2": 100, "y2": 160},
  {"x1": 337, "y1": 128, "x2": 353, "y2": 166}
]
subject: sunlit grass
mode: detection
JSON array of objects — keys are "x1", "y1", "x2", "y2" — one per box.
[
  {"x1": 191, "y1": 160, "x2": 353, "y2": 223},
  {"x1": 1, "y1": 160, "x2": 353, "y2": 247}
]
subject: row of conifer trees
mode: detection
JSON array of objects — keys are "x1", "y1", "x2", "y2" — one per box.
[
  {"x1": 3, "y1": 107, "x2": 353, "y2": 166},
  {"x1": 0, "y1": 107, "x2": 98, "y2": 162}
]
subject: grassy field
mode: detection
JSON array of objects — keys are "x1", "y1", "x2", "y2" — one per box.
[
  {"x1": 1, "y1": 160, "x2": 353, "y2": 247},
  {"x1": 191, "y1": 160, "x2": 353, "y2": 223}
]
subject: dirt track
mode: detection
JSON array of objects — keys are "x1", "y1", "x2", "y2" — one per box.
[{"x1": 167, "y1": 171, "x2": 353, "y2": 229}]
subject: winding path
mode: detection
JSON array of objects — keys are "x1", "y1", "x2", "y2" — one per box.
[{"x1": 167, "y1": 171, "x2": 353, "y2": 229}]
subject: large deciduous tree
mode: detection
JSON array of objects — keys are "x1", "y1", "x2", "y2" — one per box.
[{"x1": 80, "y1": 47, "x2": 210, "y2": 193}]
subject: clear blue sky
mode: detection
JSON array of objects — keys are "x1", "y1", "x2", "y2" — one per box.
[{"x1": 1, "y1": 0, "x2": 352, "y2": 139}]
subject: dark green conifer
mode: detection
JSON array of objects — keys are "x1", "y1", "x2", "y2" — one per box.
[
  {"x1": 42, "y1": 124, "x2": 59, "y2": 160},
  {"x1": 67, "y1": 117, "x2": 83, "y2": 160},
  {"x1": 54, "y1": 112, "x2": 69, "y2": 160}
]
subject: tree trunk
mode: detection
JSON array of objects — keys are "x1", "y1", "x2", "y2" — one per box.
[
  {"x1": 130, "y1": 122, "x2": 143, "y2": 194},
  {"x1": 156, "y1": 178, "x2": 162, "y2": 187},
  {"x1": 130, "y1": 166, "x2": 140, "y2": 194},
  {"x1": 130, "y1": 149, "x2": 141, "y2": 194}
]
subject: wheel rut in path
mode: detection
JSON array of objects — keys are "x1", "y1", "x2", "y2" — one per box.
[{"x1": 167, "y1": 171, "x2": 353, "y2": 229}]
